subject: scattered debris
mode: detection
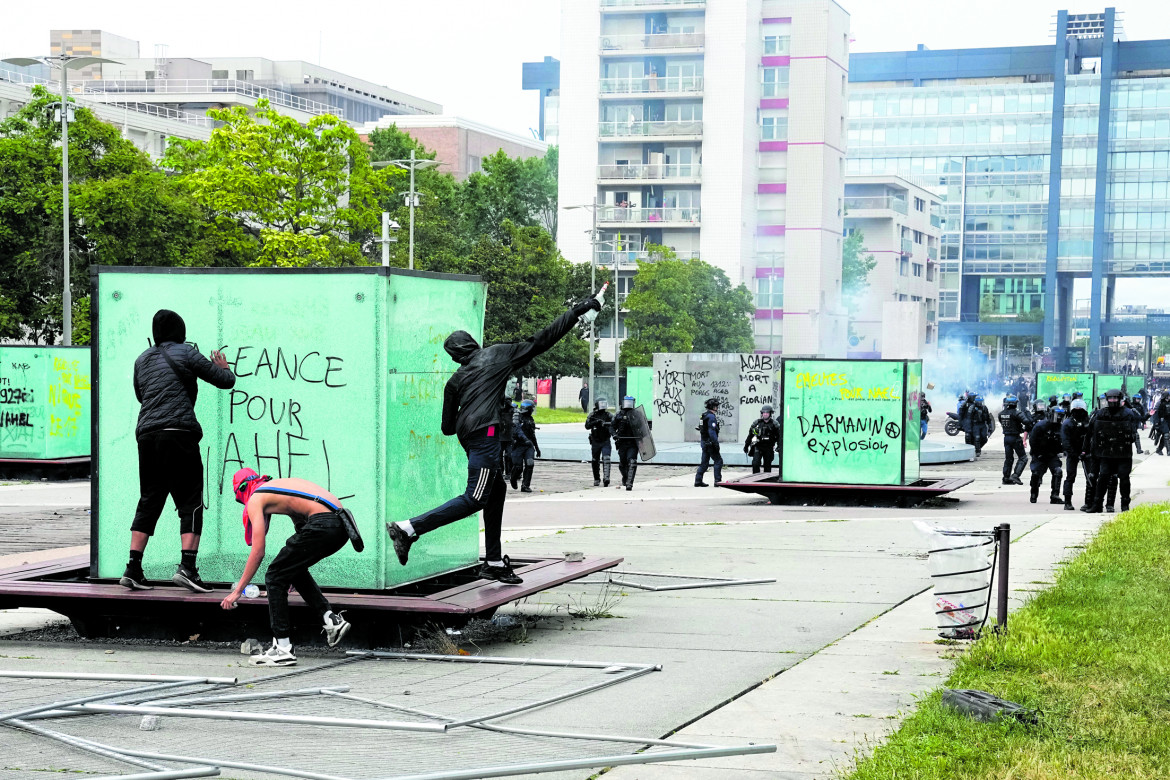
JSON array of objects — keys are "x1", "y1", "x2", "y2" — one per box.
[{"x1": 942, "y1": 688, "x2": 1038, "y2": 725}]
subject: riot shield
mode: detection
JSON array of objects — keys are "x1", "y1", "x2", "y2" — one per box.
[{"x1": 632, "y1": 405, "x2": 657, "y2": 461}]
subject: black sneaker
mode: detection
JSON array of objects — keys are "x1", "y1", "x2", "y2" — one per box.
[
  {"x1": 694, "y1": 482, "x2": 709, "y2": 487},
  {"x1": 385, "y1": 522, "x2": 413, "y2": 566},
  {"x1": 477, "y1": 556, "x2": 523, "y2": 585},
  {"x1": 1106, "y1": 505, "x2": 1116, "y2": 512},
  {"x1": 1001, "y1": 478, "x2": 1012, "y2": 485},
  {"x1": 520, "y1": 486, "x2": 533, "y2": 493},
  {"x1": 1049, "y1": 496, "x2": 1064, "y2": 505},
  {"x1": 119, "y1": 565, "x2": 152, "y2": 591},
  {"x1": 172, "y1": 564, "x2": 212, "y2": 594},
  {"x1": 603, "y1": 480, "x2": 610, "y2": 487},
  {"x1": 1121, "y1": 502, "x2": 1130, "y2": 512},
  {"x1": 594, "y1": 480, "x2": 601, "y2": 487},
  {"x1": 1011, "y1": 476, "x2": 1024, "y2": 485}
]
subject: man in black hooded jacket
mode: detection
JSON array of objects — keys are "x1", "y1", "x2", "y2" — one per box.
[
  {"x1": 121, "y1": 309, "x2": 235, "y2": 592},
  {"x1": 385, "y1": 296, "x2": 602, "y2": 584}
]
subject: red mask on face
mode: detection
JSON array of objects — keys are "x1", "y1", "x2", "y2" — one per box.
[{"x1": 232, "y1": 468, "x2": 271, "y2": 546}]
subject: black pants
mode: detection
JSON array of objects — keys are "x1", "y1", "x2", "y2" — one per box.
[
  {"x1": 966, "y1": 426, "x2": 988, "y2": 454},
  {"x1": 1003, "y1": 435, "x2": 1027, "y2": 480},
  {"x1": 1094, "y1": 457, "x2": 1132, "y2": 508},
  {"x1": 411, "y1": 431, "x2": 507, "y2": 561},
  {"x1": 751, "y1": 445, "x2": 776, "y2": 474},
  {"x1": 1063, "y1": 454, "x2": 1093, "y2": 504},
  {"x1": 590, "y1": 441, "x2": 612, "y2": 482},
  {"x1": 1030, "y1": 455, "x2": 1062, "y2": 498},
  {"x1": 264, "y1": 512, "x2": 348, "y2": 638},
  {"x1": 696, "y1": 441, "x2": 723, "y2": 484},
  {"x1": 616, "y1": 441, "x2": 639, "y2": 486},
  {"x1": 131, "y1": 430, "x2": 204, "y2": 536}
]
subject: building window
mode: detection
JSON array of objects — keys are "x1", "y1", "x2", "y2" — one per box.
[
  {"x1": 235, "y1": 70, "x2": 254, "y2": 81},
  {"x1": 212, "y1": 70, "x2": 228, "y2": 80},
  {"x1": 756, "y1": 277, "x2": 784, "y2": 308},
  {"x1": 939, "y1": 291, "x2": 959, "y2": 319},
  {"x1": 899, "y1": 259, "x2": 909, "y2": 276},
  {"x1": 467, "y1": 155, "x2": 482, "y2": 174},
  {"x1": 762, "y1": 67, "x2": 789, "y2": 98},
  {"x1": 761, "y1": 116, "x2": 788, "y2": 140},
  {"x1": 763, "y1": 35, "x2": 790, "y2": 55},
  {"x1": 665, "y1": 102, "x2": 703, "y2": 122},
  {"x1": 913, "y1": 230, "x2": 924, "y2": 244},
  {"x1": 913, "y1": 263, "x2": 924, "y2": 277},
  {"x1": 914, "y1": 197, "x2": 925, "y2": 211}
]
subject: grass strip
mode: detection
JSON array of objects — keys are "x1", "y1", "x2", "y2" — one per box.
[
  {"x1": 533, "y1": 407, "x2": 587, "y2": 424},
  {"x1": 846, "y1": 502, "x2": 1170, "y2": 779}
]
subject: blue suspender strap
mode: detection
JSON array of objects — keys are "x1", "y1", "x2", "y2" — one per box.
[{"x1": 253, "y1": 487, "x2": 341, "y2": 512}]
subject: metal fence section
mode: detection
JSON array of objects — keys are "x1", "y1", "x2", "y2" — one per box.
[{"x1": 3, "y1": 654, "x2": 775, "y2": 779}]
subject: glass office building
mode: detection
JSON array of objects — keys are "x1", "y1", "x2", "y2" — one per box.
[{"x1": 847, "y1": 8, "x2": 1170, "y2": 370}]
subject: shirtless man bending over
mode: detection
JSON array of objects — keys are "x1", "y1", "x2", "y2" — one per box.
[{"x1": 222, "y1": 469, "x2": 361, "y2": 666}]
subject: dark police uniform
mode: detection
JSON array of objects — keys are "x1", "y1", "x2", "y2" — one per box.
[{"x1": 998, "y1": 404, "x2": 1029, "y2": 484}]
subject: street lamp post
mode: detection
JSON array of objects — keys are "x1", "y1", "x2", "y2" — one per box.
[
  {"x1": 566, "y1": 202, "x2": 601, "y2": 401},
  {"x1": 373, "y1": 150, "x2": 440, "y2": 270},
  {"x1": 4, "y1": 55, "x2": 120, "y2": 345}
]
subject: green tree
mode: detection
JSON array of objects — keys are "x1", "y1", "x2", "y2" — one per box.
[
  {"x1": 162, "y1": 100, "x2": 388, "y2": 267},
  {"x1": 366, "y1": 125, "x2": 465, "y2": 272},
  {"x1": 619, "y1": 246, "x2": 753, "y2": 366},
  {"x1": 0, "y1": 86, "x2": 151, "y2": 343},
  {"x1": 842, "y1": 230, "x2": 877, "y2": 300},
  {"x1": 460, "y1": 148, "x2": 559, "y2": 242}
]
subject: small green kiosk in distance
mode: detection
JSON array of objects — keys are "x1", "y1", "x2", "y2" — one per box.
[
  {"x1": 0, "y1": 345, "x2": 91, "y2": 468},
  {"x1": 1035, "y1": 372, "x2": 1096, "y2": 402},
  {"x1": 722, "y1": 358, "x2": 970, "y2": 504}
]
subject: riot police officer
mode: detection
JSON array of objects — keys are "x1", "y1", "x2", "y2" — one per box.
[
  {"x1": 967, "y1": 395, "x2": 992, "y2": 457},
  {"x1": 1082, "y1": 389, "x2": 1134, "y2": 513},
  {"x1": 743, "y1": 404, "x2": 781, "y2": 474},
  {"x1": 510, "y1": 399, "x2": 540, "y2": 493},
  {"x1": 998, "y1": 395, "x2": 1029, "y2": 485},
  {"x1": 585, "y1": 398, "x2": 614, "y2": 487},
  {"x1": 1061, "y1": 399, "x2": 1092, "y2": 511},
  {"x1": 694, "y1": 397, "x2": 723, "y2": 486},
  {"x1": 1028, "y1": 408, "x2": 1064, "y2": 505},
  {"x1": 1151, "y1": 393, "x2": 1170, "y2": 455},
  {"x1": 612, "y1": 396, "x2": 641, "y2": 491}
]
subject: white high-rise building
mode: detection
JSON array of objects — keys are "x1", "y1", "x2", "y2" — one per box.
[{"x1": 558, "y1": 0, "x2": 850, "y2": 359}]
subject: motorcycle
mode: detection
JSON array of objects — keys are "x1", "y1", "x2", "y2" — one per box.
[{"x1": 944, "y1": 411, "x2": 996, "y2": 437}]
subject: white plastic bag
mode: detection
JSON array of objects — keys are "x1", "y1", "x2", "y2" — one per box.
[{"x1": 914, "y1": 521, "x2": 995, "y2": 638}]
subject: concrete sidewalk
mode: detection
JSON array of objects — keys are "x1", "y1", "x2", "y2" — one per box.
[{"x1": 602, "y1": 454, "x2": 1170, "y2": 779}]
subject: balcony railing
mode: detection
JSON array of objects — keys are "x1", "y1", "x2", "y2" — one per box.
[
  {"x1": 596, "y1": 249, "x2": 699, "y2": 265},
  {"x1": 600, "y1": 32, "x2": 705, "y2": 51},
  {"x1": 599, "y1": 75, "x2": 704, "y2": 95},
  {"x1": 843, "y1": 196, "x2": 907, "y2": 215},
  {"x1": 927, "y1": 245, "x2": 939, "y2": 261},
  {"x1": 598, "y1": 163, "x2": 701, "y2": 180},
  {"x1": 901, "y1": 238, "x2": 914, "y2": 254},
  {"x1": 599, "y1": 119, "x2": 703, "y2": 138},
  {"x1": 79, "y1": 78, "x2": 339, "y2": 117},
  {"x1": 757, "y1": 210, "x2": 786, "y2": 225},
  {"x1": 597, "y1": 206, "x2": 701, "y2": 224},
  {"x1": 930, "y1": 213, "x2": 942, "y2": 228},
  {"x1": 601, "y1": 0, "x2": 705, "y2": 7},
  {"x1": 927, "y1": 310, "x2": 937, "y2": 322}
]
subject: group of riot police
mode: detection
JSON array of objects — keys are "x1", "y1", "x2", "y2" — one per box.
[
  {"x1": 583, "y1": 395, "x2": 646, "y2": 491},
  {"x1": 998, "y1": 388, "x2": 1152, "y2": 513}
]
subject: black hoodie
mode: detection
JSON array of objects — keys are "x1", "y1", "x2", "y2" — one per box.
[
  {"x1": 133, "y1": 309, "x2": 236, "y2": 440},
  {"x1": 441, "y1": 304, "x2": 589, "y2": 441}
]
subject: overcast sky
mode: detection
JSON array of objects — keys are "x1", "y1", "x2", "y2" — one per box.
[{"x1": 4, "y1": 0, "x2": 1170, "y2": 305}]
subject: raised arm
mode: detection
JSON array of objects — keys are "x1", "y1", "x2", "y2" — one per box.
[
  {"x1": 506, "y1": 299, "x2": 600, "y2": 371},
  {"x1": 187, "y1": 346, "x2": 236, "y2": 389}
]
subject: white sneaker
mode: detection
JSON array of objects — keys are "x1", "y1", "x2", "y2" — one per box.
[
  {"x1": 248, "y1": 641, "x2": 297, "y2": 667},
  {"x1": 323, "y1": 612, "x2": 351, "y2": 647}
]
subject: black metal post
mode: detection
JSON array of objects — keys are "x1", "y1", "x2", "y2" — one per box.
[{"x1": 996, "y1": 523, "x2": 1011, "y2": 630}]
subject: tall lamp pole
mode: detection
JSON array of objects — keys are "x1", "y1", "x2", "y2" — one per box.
[
  {"x1": 566, "y1": 202, "x2": 601, "y2": 400},
  {"x1": 373, "y1": 150, "x2": 440, "y2": 270},
  {"x1": 4, "y1": 55, "x2": 119, "y2": 345}
]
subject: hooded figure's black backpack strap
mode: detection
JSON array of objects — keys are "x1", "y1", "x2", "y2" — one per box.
[{"x1": 156, "y1": 345, "x2": 196, "y2": 404}]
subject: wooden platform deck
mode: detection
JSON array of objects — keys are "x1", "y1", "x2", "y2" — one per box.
[{"x1": 0, "y1": 550, "x2": 622, "y2": 641}]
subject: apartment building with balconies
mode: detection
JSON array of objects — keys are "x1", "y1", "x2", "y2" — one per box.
[
  {"x1": 843, "y1": 175, "x2": 942, "y2": 358},
  {"x1": 559, "y1": 0, "x2": 851, "y2": 361}
]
